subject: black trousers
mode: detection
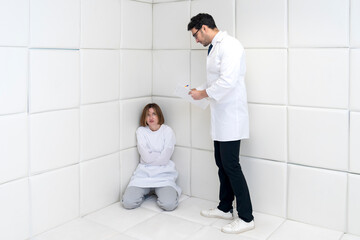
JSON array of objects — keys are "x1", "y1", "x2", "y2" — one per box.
[{"x1": 214, "y1": 140, "x2": 254, "y2": 222}]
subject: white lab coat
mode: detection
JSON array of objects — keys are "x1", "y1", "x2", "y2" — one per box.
[
  {"x1": 198, "y1": 31, "x2": 249, "y2": 141},
  {"x1": 127, "y1": 125, "x2": 182, "y2": 196}
]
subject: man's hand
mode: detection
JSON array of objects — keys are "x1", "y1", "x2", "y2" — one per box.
[{"x1": 189, "y1": 89, "x2": 208, "y2": 100}]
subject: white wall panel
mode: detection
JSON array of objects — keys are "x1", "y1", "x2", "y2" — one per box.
[
  {"x1": 236, "y1": 0, "x2": 287, "y2": 48},
  {"x1": 0, "y1": 0, "x2": 29, "y2": 46},
  {"x1": 0, "y1": 179, "x2": 30, "y2": 240},
  {"x1": 152, "y1": 97, "x2": 191, "y2": 147},
  {"x1": 0, "y1": 114, "x2": 28, "y2": 184},
  {"x1": 350, "y1": 0, "x2": 360, "y2": 47},
  {"x1": 289, "y1": 49, "x2": 349, "y2": 109},
  {"x1": 191, "y1": 149, "x2": 218, "y2": 201},
  {"x1": 245, "y1": 49, "x2": 287, "y2": 105},
  {"x1": 242, "y1": 157, "x2": 286, "y2": 217},
  {"x1": 30, "y1": 166, "x2": 79, "y2": 236},
  {"x1": 172, "y1": 147, "x2": 191, "y2": 196},
  {"x1": 288, "y1": 165, "x2": 347, "y2": 231},
  {"x1": 30, "y1": 49, "x2": 80, "y2": 113},
  {"x1": 81, "y1": 101, "x2": 120, "y2": 160},
  {"x1": 81, "y1": 0, "x2": 120, "y2": 49},
  {"x1": 0, "y1": 47, "x2": 27, "y2": 115},
  {"x1": 153, "y1": 1, "x2": 190, "y2": 49},
  {"x1": 120, "y1": 148, "x2": 139, "y2": 197},
  {"x1": 120, "y1": 50, "x2": 152, "y2": 99},
  {"x1": 153, "y1": 50, "x2": 190, "y2": 97},
  {"x1": 190, "y1": 50, "x2": 207, "y2": 88},
  {"x1": 119, "y1": 97, "x2": 152, "y2": 150},
  {"x1": 30, "y1": 0, "x2": 80, "y2": 48},
  {"x1": 121, "y1": 0, "x2": 152, "y2": 49},
  {"x1": 81, "y1": 50, "x2": 119, "y2": 104},
  {"x1": 30, "y1": 109, "x2": 79, "y2": 174},
  {"x1": 80, "y1": 153, "x2": 120, "y2": 215},
  {"x1": 191, "y1": 0, "x2": 235, "y2": 49},
  {"x1": 289, "y1": 0, "x2": 349, "y2": 47},
  {"x1": 242, "y1": 104, "x2": 287, "y2": 162},
  {"x1": 191, "y1": 106, "x2": 212, "y2": 151},
  {"x1": 288, "y1": 107, "x2": 348, "y2": 171},
  {"x1": 350, "y1": 112, "x2": 360, "y2": 174},
  {"x1": 350, "y1": 49, "x2": 360, "y2": 111},
  {"x1": 348, "y1": 174, "x2": 360, "y2": 235}
]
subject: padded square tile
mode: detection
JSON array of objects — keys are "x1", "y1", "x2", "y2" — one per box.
[
  {"x1": 124, "y1": 213, "x2": 203, "y2": 240},
  {"x1": 288, "y1": 107, "x2": 348, "y2": 171},
  {"x1": 30, "y1": 0, "x2": 80, "y2": 48},
  {"x1": 0, "y1": 113, "x2": 28, "y2": 184},
  {"x1": 190, "y1": 50, "x2": 207, "y2": 88},
  {"x1": 242, "y1": 104, "x2": 287, "y2": 162},
  {"x1": 81, "y1": 101, "x2": 120, "y2": 160},
  {"x1": 351, "y1": 0, "x2": 360, "y2": 47},
  {"x1": 164, "y1": 197, "x2": 219, "y2": 225},
  {"x1": 236, "y1": 0, "x2": 287, "y2": 48},
  {"x1": 289, "y1": 0, "x2": 349, "y2": 47},
  {"x1": 191, "y1": 149, "x2": 219, "y2": 202},
  {"x1": 121, "y1": 0, "x2": 152, "y2": 49},
  {"x1": 289, "y1": 49, "x2": 349, "y2": 109},
  {"x1": 0, "y1": 0, "x2": 29, "y2": 46},
  {"x1": 268, "y1": 220, "x2": 343, "y2": 240},
  {"x1": 30, "y1": 166, "x2": 79, "y2": 236},
  {"x1": 33, "y1": 218, "x2": 119, "y2": 240},
  {"x1": 120, "y1": 50, "x2": 152, "y2": 99},
  {"x1": 342, "y1": 234, "x2": 360, "y2": 240},
  {"x1": 0, "y1": 47, "x2": 27, "y2": 115},
  {"x1": 172, "y1": 147, "x2": 191, "y2": 195},
  {"x1": 350, "y1": 49, "x2": 360, "y2": 111},
  {"x1": 350, "y1": 112, "x2": 360, "y2": 173},
  {"x1": 84, "y1": 203, "x2": 158, "y2": 233},
  {"x1": 30, "y1": 109, "x2": 79, "y2": 174},
  {"x1": 153, "y1": 50, "x2": 190, "y2": 97},
  {"x1": 245, "y1": 49, "x2": 287, "y2": 105},
  {"x1": 81, "y1": 49, "x2": 119, "y2": 104},
  {"x1": 120, "y1": 148, "x2": 139, "y2": 196},
  {"x1": 0, "y1": 179, "x2": 30, "y2": 240},
  {"x1": 191, "y1": 106, "x2": 212, "y2": 151},
  {"x1": 30, "y1": 49, "x2": 80, "y2": 113},
  {"x1": 187, "y1": 226, "x2": 254, "y2": 240},
  {"x1": 287, "y1": 165, "x2": 347, "y2": 231},
  {"x1": 241, "y1": 157, "x2": 287, "y2": 217},
  {"x1": 80, "y1": 153, "x2": 120, "y2": 215},
  {"x1": 153, "y1": 2, "x2": 190, "y2": 49},
  {"x1": 191, "y1": 0, "x2": 235, "y2": 49},
  {"x1": 81, "y1": 0, "x2": 121, "y2": 49},
  {"x1": 348, "y1": 174, "x2": 360, "y2": 236}
]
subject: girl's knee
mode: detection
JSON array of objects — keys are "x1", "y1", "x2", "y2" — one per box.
[{"x1": 157, "y1": 198, "x2": 178, "y2": 211}]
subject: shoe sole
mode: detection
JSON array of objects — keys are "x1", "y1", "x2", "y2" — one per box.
[
  {"x1": 200, "y1": 212, "x2": 234, "y2": 220},
  {"x1": 221, "y1": 225, "x2": 255, "y2": 234}
]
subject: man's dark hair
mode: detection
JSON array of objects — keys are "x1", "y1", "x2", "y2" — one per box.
[{"x1": 187, "y1": 13, "x2": 217, "y2": 31}]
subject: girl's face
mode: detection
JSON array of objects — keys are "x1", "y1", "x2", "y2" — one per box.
[{"x1": 146, "y1": 108, "x2": 160, "y2": 131}]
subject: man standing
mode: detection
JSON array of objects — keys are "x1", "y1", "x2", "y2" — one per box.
[{"x1": 188, "y1": 13, "x2": 254, "y2": 234}]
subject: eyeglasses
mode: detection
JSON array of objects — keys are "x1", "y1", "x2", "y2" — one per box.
[{"x1": 192, "y1": 28, "x2": 201, "y2": 38}]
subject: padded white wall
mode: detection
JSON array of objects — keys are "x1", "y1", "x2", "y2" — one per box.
[
  {"x1": 0, "y1": 0, "x2": 152, "y2": 239},
  {"x1": 152, "y1": 0, "x2": 360, "y2": 236}
]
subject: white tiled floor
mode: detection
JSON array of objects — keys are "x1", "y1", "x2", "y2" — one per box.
[{"x1": 31, "y1": 196, "x2": 352, "y2": 240}]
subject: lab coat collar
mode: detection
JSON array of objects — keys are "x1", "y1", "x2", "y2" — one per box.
[{"x1": 211, "y1": 31, "x2": 227, "y2": 45}]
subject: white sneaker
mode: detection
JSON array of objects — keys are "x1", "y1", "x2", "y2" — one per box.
[
  {"x1": 221, "y1": 218, "x2": 255, "y2": 234},
  {"x1": 200, "y1": 208, "x2": 233, "y2": 220}
]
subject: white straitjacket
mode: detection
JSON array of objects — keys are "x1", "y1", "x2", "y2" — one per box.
[
  {"x1": 127, "y1": 125, "x2": 181, "y2": 196},
  {"x1": 197, "y1": 31, "x2": 249, "y2": 141}
]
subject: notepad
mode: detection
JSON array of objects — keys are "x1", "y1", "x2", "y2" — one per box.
[{"x1": 173, "y1": 83, "x2": 209, "y2": 110}]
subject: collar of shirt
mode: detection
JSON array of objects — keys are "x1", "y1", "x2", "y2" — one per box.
[{"x1": 211, "y1": 31, "x2": 227, "y2": 46}]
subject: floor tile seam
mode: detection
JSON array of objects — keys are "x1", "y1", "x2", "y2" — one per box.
[{"x1": 159, "y1": 211, "x2": 217, "y2": 227}]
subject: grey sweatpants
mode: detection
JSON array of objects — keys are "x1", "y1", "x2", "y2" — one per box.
[{"x1": 122, "y1": 186, "x2": 179, "y2": 211}]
